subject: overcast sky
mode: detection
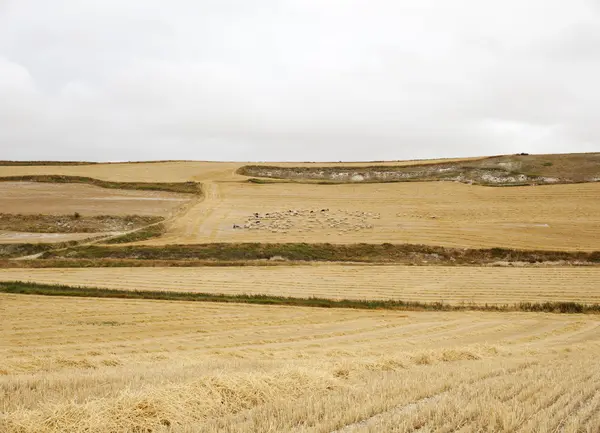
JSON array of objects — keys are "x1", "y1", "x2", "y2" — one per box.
[{"x1": 0, "y1": 1, "x2": 599, "y2": 161}]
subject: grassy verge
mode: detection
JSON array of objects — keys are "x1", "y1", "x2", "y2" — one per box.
[
  {"x1": 1, "y1": 281, "x2": 598, "y2": 314},
  {"x1": 40, "y1": 243, "x2": 600, "y2": 265},
  {"x1": 0, "y1": 214, "x2": 163, "y2": 233},
  {"x1": 0, "y1": 175, "x2": 202, "y2": 195},
  {"x1": 0, "y1": 244, "x2": 56, "y2": 259},
  {"x1": 0, "y1": 259, "x2": 308, "y2": 268},
  {"x1": 0, "y1": 241, "x2": 91, "y2": 259},
  {"x1": 102, "y1": 223, "x2": 166, "y2": 244}
]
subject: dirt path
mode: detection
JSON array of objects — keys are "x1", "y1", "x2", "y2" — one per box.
[{"x1": 147, "y1": 180, "x2": 222, "y2": 243}]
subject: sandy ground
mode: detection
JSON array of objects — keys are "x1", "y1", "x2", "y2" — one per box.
[
  {"x1": 1, "y1": 294, "x2": 599, "y2": 432},
  {"x1": 146, "y1": 181, "x2": 600, "y2": 251},
  {"x1": 2, "y1": 265, "x2": 600, "y2": 305},
  {"x1": 0, "y1": 231, "x2": 103, "y2": 244}
]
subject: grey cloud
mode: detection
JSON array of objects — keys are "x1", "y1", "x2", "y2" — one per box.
[{"x1": 0, "y1": 0, "x2": 598, "y2": 161}]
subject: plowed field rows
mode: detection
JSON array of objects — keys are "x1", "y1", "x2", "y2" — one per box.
[
  {"x1": 145, "y1": 181, "x2": 600, "y2": 251},
  {"x1": 2, "y1": 265, "x2": 600, "y2": 305},
  {"x1": 1, "y1": 294, "x2": 599, "y2": 432}
]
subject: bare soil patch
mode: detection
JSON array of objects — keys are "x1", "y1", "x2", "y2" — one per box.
[{"x1": 0, "y1": 232, "x2": 102, "y2": 245}]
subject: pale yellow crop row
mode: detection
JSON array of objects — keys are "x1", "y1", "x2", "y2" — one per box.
[{"x1": 2, "y1": 265, "x2": 600, "y2": 305}]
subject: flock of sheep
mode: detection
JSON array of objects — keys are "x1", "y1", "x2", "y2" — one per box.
[{"x1": 233, "y1": 208, "x2": 380, "y2": 234}]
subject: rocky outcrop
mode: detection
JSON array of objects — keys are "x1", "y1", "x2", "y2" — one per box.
[{"x1": 238, "y1": 164, "x2": 563, "y2": 186}]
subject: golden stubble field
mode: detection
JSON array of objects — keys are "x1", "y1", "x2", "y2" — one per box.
[
  {"x1": 1, "y1": 294, "x2": 599, "y2": 433},
  {"x1": 146, "y1": 181, "x2": 600, "y2": 251},
  {"x1": 2, "y1": 265, "x2": 600, "y2": 305}
]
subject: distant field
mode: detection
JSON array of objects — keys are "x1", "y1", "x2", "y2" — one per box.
[
  {"x1": 1, "y1": 294, "x2": 599, "y2": 433},
  {"x1": 0, "y1": 182, "x2": 192, "y2": 217},
  {"x1": 0, "y1": 182, "x2": 192, "y2": 245},
  {"x1": 142, "y1": 181, "x2": 600, "y2": 251},
  {"x1": 0, "y1": 157, "x2": 479, "y2": 182},
  {"x1": 2, "y1": 265, "x2": 600, "y2": 305}
]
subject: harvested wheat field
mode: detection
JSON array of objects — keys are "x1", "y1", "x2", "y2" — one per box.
[
  {"x1": 2, "y1": 265, "x2": 600, "y2": 305},
  {"x1": 1, "y1": 294, "x2": 599, "y2": 433},
  {"x1": 0, "y1": 182, "x2": 193, "y2": 217},
  {"x1": 144, "y1": 181, "x2": 600, "y2": 251}
]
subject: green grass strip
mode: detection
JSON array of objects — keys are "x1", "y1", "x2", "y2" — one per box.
[{"x1": 41, "y1": 242, "x2": 600, "y2": 264}]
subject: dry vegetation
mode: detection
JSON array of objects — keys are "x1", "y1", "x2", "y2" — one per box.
[
  {"x1": 34, "y1": 242, "x2": 600, "y2": 265},
  {"x1": 0, "y1": 243, "x2": 62, "y2": 259},
  {"x1": 1, "y1": 294, "x2": 600, "y2": 432},
  {"x1": 2, "y1": 265, "x2": 600, "y2": 305}
]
